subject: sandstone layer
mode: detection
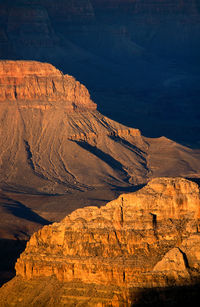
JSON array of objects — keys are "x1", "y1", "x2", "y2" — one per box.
[
  {"x1": 0, "y1": 60, "x2": 96, "y2": 110},
  {"x1": 1, "y1": 177, "x2": 200, "y2": 306}
]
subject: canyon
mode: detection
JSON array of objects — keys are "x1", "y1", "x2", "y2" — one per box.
[
  {"x1": 0, "y1": 60, "x2": 200, "y2": 304},
  {"x1": 0, "y1": 177, "x2": 200, "y2": 305},
  {"x1": 1, "y1": 60, "x2": 200, "y2": 197},
  {"x1": 0, "y1": 1, "x2": 200, "y2": 303},
  {"x1": 1, "y1": 60, "x2": 200, "y2": 285},
  {"x1": 0, "y1": 0, "x2": 200, "y2": 145}
]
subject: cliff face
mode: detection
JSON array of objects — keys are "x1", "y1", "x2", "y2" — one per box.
[
  {"x1": 92, "y1": 0, "x2": 199, "y2": 15},
  {"x1": 0, "y1": 60, "x2": 96, "y2": 110},
  {"x1": 16, "y1": 177, "x2": 200, "y2": 282},
  {"x1": 8, "y1": 177, "x2": 200, "y2": 305},
  {"x1": 40, "y1": 0, "x2": 95, "y2": 23}
]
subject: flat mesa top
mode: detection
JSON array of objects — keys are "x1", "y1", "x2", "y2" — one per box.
[{"x1": 0, "y1": 60, "x2": 62, "y2": 77}]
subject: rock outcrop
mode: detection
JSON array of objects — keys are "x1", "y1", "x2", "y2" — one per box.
[
  {"x1": 15, "y1": 178, "x2": 200, "y2": 283},
  {"x1": 0, "y1": 60, "x2": 96, "y2": 110},
  {"x1": 1, "y1": 177, "x2": 199, "y2": 306}
]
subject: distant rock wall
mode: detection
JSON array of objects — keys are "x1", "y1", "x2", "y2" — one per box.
[
  {"x1": 92, "y1": 0, "x2": 199, "y2": 15},
  {"x1": 40, "y1": 0, "x2": 95, "y2": 23}
]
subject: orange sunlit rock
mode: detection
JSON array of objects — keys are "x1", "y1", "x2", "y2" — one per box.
[
  {"x1": 15, "y1": 178, "x2": 200, "y2": 298},
  {"x1": 0, "y1": 60, "x2": 96, "y2": 111}
]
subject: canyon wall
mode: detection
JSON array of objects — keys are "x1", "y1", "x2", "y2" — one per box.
[
  {"x1": 16, "y1": 177, "x2": 200, "y2": 284},
  {"x1": 92, "y1": 0, "x2": 199, "y2": 14},
  {"x1": 9, "y1": 177, "x2": 200, "y2": 305},
  {"x1": 0, "y1": 60, "x2": 96, "y2": 110}
]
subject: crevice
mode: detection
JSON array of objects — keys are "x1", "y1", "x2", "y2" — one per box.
[
  {"x1": 123, "y1": 271, "x2": 126, "y2": 282},
  {"x1": 24, "y1": 140, "x2": 35, "y2": 171},
  {"x1": 52, "y1": 80, "x2": 56, "y2": 93},
  {"x1": 178, "y1": 248, "x2": 190, "y2": 269},
  {"x1": 114, "y1": 230, "x2": 123, "y2": 252},
  {"x1": 14, "y1": 85, "x2": 17, "y2": 99},
  {"x1": 150, "y1": 213, "x2": 158, "y2": 239},
  {"x1": 120, "y1": 197, "x2": 124, "y2": 227}
]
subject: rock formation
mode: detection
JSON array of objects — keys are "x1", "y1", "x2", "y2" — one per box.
[
  {"x1": 0, "y1": 0, "x2": 200, "y2": 147},
  {"x1": 0, "y1": 60, "x2": 96, "y2": 110},
  {"x1": 0, "y1": 60, "x2": 200, "y2": 195},
  {"x1": 92, "y1": 0, "x2": 199, "y2": 15},
  {"x1": 1, "y1": 60, "x2": 200, "y2": 289},
  {"x1": 40, "y1": 0, "x2": 95, "y2": 23},
  {"x1": 15, "y1": 177, "x2": 200, "y2": 284},
  {"x1": 1, "y1": 177, "x2": 200, "y2": 306}
]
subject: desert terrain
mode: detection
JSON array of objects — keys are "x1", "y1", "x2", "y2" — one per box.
[{"x1": 0, "y1": 1, "x2": 200, "y2": 306}]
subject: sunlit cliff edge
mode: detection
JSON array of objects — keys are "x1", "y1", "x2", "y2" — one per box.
[
  {"x1": 0, "y1": 177, "x2": 200, "y2": 306},
  {"x1": 0, "y1": 60, "x2": 96, "y2": 110}
]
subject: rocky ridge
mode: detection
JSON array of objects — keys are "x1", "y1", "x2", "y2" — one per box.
[{"x1": 1, "y1": 177, "x2": 200, "y2": 306}]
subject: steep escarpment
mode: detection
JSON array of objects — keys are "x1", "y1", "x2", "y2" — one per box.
[
  {"x1": 1, "y1": 60, "x2": 200, "y2": 195},
  {"x1": 1, "y1": 177, "x2": 200, "y2": 306},
  {"x1": 15, "y1": 178, "x2": 200, "y2": 284},
  {"x1": 0, "y1": 60, "x2": 96, "y2": 109}
]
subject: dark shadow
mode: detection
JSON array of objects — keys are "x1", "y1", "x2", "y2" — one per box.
[
  {"x1": 130, "y1": 282, "x2": 200, "y2": 306},
  {"x1": 0, "y1": 239, "x2": 27, "y2": 287},
  {"x1": 112, "y1": 183, "x2": 146, "y2": 193},
  {"x1": 75, "y1": 141, "x2": 128, "y2": 178},
  {"x1": 24, "y1": 140, "x2": 35, "y2": 171},
  {"x1": 178, "y1": 248, "x2": 190, "y2": 269},
  {"x1": 1, "y1": 194, "x2": 50, "y2": 225},
  {"x1": 109, "y1": 135, "x2": 146, "y2": 156},
  {"x1": 186, "y1": 177, "x2": 200, "y2": 187}
]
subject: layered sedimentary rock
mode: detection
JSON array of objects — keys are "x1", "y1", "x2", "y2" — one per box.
[
  {"x1": 40, "y1": 0, "x2": 95, "y2": 23},
  {"x1": 1, "y1": 177, "x2": 199, "y2": 305},
  {"x1": 0, "y1": 60, "x2": 96, "y2": 110},
  {"x1": 0, "y1": 1, "x2": 200, "y2": 152},
  {"x1": 15, "y1": 178, "x2": 200, "y2": 283},
  {"x1": 92, "y1": 0, "x2": 199, "y2": 15},
  {"x1": 1, "y1": 60, "x2": 200, "y2": 195}
]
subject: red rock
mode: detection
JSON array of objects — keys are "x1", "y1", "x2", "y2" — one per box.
[
  {"x1": 0, "y1": 60, "x2": 96, "y2": 111},
  {"x1": 0, "y1": 177, "x2": 197, "y2": 305},
  {"x1": 15, "y1": 178, "x2": 200, "y2": 287}
]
